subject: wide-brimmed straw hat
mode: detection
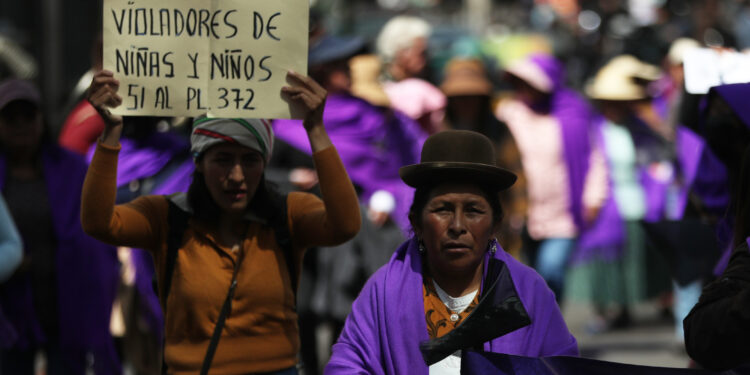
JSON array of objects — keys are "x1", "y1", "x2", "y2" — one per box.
[
  {"x1": 440, "y1": 58, "x2": 493, "y2": 97},
  {"x1": 350, "y1": 54, "x2": 391, "y2": 107},
  {"x1": 399, "y1": 130, "x2": 517, "y2": 190},
  {"x1": 503, "y1": 56, "x2": 555, "y2": 94},
  {"x1": 585, "y1": 55, "x2": 661, "y2": 101}
]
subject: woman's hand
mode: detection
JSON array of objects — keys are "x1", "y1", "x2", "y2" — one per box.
[
  {"x1": 282, "y1": 71, "x2": 332, "y2": 152},
  {"x1": 87, "y1": 70, "x2": 123, "y2": 146},
  {"x1": 282, "y1": 71, "x2": 327, "y2": 128}
]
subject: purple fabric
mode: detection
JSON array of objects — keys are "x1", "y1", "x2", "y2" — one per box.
[
  {"x1": 690, "y1": 147, "x2": 731, "y2": 217},
  {"x1": 674, "y1": 127, "x2": 707, "y2": 217},
  {"x1": 462, "y1": 350, "x2": 745, "y2": 375},
  {"x1": 571, "y1": 118, "x2": 625, "y2": 264},
  {"x1": 86, "y1": 132, "x2": 191, "y2": 191},
  {"x1": 527, "y1": 55, "x2": 624, "y2": 262},
  {"x1": 639, "y1": 126, "x2": 724, "y2": 223},
  {"x1": 711, "y1": 83, "x2": 750, "y2": 128},
  {"x1": 326, "y1": 238, "x2": 578, "y2": 374},
  {"x1": 0, "y1": 144, "x2": 121, "y2": 374},
  {"x1": 274, "y1": 94, "x2": 426, "y2": 232}
]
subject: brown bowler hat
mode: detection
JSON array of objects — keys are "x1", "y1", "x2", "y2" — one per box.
[{"x1": 399, "y1": 130, "x2": 517, "y2": 190}]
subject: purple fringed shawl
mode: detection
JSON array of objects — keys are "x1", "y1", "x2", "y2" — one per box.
[
  {"x1": 526, "y1": 55, "x2": 624, "y2": 263},
  {"x1": 0, "y1": 144, "x2": 121, "y2": 374},
  {"x1": 325, "y1": 238, "x2": 578, "y2": 374},
  {"x1": 273, "y1": 94, "x2": 426, "y2": 232}
]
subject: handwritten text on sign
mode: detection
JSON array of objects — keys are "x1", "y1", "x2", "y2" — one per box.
[{"x1": 103, "y1": 0, "x2": 308, "y2": 118}]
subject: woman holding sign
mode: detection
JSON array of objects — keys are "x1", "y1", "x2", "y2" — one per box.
[{"x1": 81, "y1": 69, "x2": 360, "y2": 374}]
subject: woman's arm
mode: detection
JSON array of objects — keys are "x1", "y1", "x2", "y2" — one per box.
[
  {"x1": 80, "y1": 70, "x2": 165, "y2": 250},
  {"x1": 0, "y1": 196, "x2": 22, "y2": 282},
  {"x1": 282, "y1": 71, "x2": 361, "y2": 246}
]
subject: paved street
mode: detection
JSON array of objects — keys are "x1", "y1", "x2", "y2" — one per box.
[{"x1": 562, "y1": 301, "x2": 693, "y2": 369}]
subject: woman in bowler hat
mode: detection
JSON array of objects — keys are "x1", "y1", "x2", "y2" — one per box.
[{"x1": 326, "y1": 130, "x2": 578, "y2": 374}]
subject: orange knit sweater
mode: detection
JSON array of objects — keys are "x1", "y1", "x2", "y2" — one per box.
[{"x1": 81, "y1": 142, "x2": 360, "y2": 374}]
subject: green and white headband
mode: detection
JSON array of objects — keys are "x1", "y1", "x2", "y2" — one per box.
[{"x1": 190, "y1": 117, "x2": 274, "y2": 163}]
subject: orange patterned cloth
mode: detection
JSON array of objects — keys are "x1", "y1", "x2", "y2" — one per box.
[{"x1": 423, "y1": 277, "x2": 479, "y2": 339}]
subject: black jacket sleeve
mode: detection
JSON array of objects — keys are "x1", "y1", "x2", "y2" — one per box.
[{"x1": 684, "y1": 242, "x2": 750, "y2": 370}]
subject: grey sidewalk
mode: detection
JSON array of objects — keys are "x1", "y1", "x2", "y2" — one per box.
[{"x1": 563, "y1": 301, "x2": 692, "y2": 368}]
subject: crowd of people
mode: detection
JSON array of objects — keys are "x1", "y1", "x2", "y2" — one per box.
[{"x1": 1, "y1": 1, "x2": 750, "y2": 374}]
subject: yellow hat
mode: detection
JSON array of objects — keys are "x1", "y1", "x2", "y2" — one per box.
[
  {"x1": 350, "y1": 54, "x2": 391, "y2": 107},
  {"x1": 585, "y1": 55, "x2": 661, "y2": 101}
]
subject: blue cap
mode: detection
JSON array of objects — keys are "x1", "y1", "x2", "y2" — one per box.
[{"x1": 309, "y1": 35, "x2": 366, "y2": 66}]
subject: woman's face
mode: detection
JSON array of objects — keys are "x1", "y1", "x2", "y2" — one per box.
[
  {"x1": 395, "y1": 37, "x2": 428, "y2": 79},
  {"x1": 598, "y1": 100, "x2": 631, "y2": 123},
  {"x1": 417, "y1": 182, "x2": 497, "y2": 277},
  {"x1": 0, "y1": 100, "x2": 43, "y2": 153},
  {"x1": 508, "y1": 76, "x2": 547, "y2": 108},
  {"x1": 197, "y1": 143, "x2": 265, "y2": 217}
]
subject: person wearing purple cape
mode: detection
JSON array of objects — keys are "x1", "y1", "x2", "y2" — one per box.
[
  {"x1": 584, "y1": 56, "x2": 730, "y2": 342},
  {"x1": 573, "y1": 55, "x2": 677, "y2": 332},
  {"x1": 326, "y1": 130, "x2": 578, "y2": 375},
  {"x1": 494, "y1": 53, "x2": 612, "y2": 302},
  {"x1": 684, "y1": 82, "x2": 750, "y2": 370},
  {"x1": 0, "y1": 79, "x2": 121, "y2": 374}
]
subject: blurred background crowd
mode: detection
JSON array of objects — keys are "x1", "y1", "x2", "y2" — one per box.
[{"x1": 1, "y1": 0, "x2": 750, "y2": 374}]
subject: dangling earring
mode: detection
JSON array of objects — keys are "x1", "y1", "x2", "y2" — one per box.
[
  {"x1": 489, "y1": 238, "x2": 498, "y2": 254},
  {"x1": 418, "y1": 239, "x2": 426, "y2": 253}
]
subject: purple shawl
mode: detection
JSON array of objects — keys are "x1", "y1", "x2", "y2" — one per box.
[
  {"x1": 86, "y1": 132, "x2": 193, "y2": 195},
  {"x1": 711, "y1": 83, "x2": 750, "y2": 129},
  {"x1": 274, "y1": 94, "x2": 426, "y2": 232},
  {"x1": 0, "y1": 144, "x2": 121, "y2": 374},
  {"x1": 527, "y1": 55, "x2": 624, "y2": 262},
  {"x1": 325, "y1": 238, "x2": 578, "y2": 374}
]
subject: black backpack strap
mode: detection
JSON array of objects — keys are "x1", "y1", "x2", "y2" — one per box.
[
  {"x1": 162, "y1": 198, "x2": 190, "y2": 309},
  {"x1": 161, "y1": 197, "x2": 190, "y2": 375},
  {"x1": 273, "y1": 194, "x2": 298, "y2": 301}
]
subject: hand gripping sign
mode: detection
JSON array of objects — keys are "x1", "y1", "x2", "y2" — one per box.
[{"x1": 103, "y1": 0, "x2": 308, "y2": 118}]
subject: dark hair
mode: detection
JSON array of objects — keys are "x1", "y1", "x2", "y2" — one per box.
[
  {"x1": 187, "y1": 156, "x2": 285, "y2": 226},
  {"x1": 408, "y1": 182, "x2": 504, "y2": 235}
]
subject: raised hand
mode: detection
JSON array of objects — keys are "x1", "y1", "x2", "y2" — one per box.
[
  {"x1": 87, "y1": 70, "x2": 123, "y2": 128},
  {"x1": 282, "y1": 70, "x2": 327, "y2": 131}
]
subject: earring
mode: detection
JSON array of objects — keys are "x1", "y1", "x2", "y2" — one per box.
[
  {"x1": 418, "y1": 239, "x2": 426, "y2": 253},
  {"x1": 489, "y1": 239, "x2": 497, "y2": 254}
]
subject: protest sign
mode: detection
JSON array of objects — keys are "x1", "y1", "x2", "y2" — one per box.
[
  {"x1": 684, "y1": 48, "x2": 750, "y2": 94},
  {"x1": 103, "y1": 0, "x2": 308, "y2": 118}
]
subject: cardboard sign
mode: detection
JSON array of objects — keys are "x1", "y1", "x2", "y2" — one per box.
[
  {"x1": 103, "y1": 0, "x2": 308, "y2": 118},
  {"x1": 684, "y1": 48, "x2": 750, "y2": 94}
]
